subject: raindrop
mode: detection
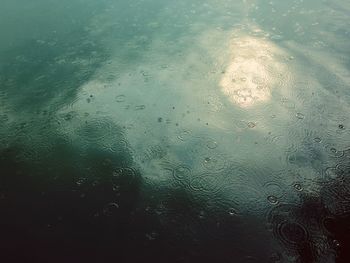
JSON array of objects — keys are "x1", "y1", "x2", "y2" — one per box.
[
  {"x1": 267, "y1": 195, "x2": 279, "y2": 205},
  {"x1": 296, "y1": 113, "x2": 305, "y2": 119},
  {"x1": 247, "y1": 122, "x2": 256, "y2": 128},
  {"x1": 314, "y1": 137, "x2": 322, "y2": 143},
  {"x1": 293, "y1": 183, "x2": 303, "y2": 191},
  {"x1": 228, "y1": 208, "x2": 238, "y2": 216},
  {"x1": 173, "y1": 165, "x2": 191, "y2": 182},
  {"x1": 206, "y1": 140, "x2": 218, "y2": 149},
  {"x1": 76, "y1": 177, "x2": 86, "y2": 186},
  {"x1": 333, "y1": 239, "x2": 341, "y2": 248},
  {"x1": 115, "y1": 95, "x2": 126, "y2": 102},
  {"x1": 325, "y1": 145, "x2": 344, "y2": 157}
]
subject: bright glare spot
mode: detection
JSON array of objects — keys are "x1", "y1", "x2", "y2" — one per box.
[{"x1": 220, "y1": 35, "x2": 285, "y2": 108}]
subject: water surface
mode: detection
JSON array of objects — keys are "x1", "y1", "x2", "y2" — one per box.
[{"x1": 1, "y1": 0, "x2": 350, "y2": 262}]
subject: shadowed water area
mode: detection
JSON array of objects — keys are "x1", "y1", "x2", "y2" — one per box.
[{"x1": 1, "y1": 0, "x2": 350, "y2": 262}]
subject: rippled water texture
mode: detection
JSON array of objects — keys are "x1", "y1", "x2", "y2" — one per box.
[{"x1": 1, "y1": 0, "x2": 350, "y2": 262}]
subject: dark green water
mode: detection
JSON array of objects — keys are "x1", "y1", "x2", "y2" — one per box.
[{"x1": 1, "y1": 0, "x2": 350, "y2": 262}]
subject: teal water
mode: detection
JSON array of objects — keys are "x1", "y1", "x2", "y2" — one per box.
[{"x1": 0, "y1": 0, "x2": 350, "y2": 262}]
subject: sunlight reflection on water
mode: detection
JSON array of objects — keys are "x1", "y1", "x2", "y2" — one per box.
[{"x1": 220, "y1": 33, "x2": 286, "y2": 108}]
